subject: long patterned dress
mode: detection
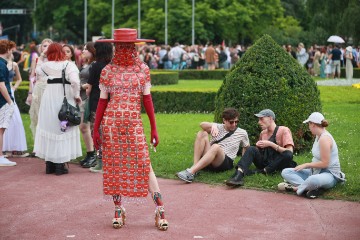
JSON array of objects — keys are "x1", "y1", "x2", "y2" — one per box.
[{"x1": 99, "y1": 44, "x2": 151, "y2": 199}]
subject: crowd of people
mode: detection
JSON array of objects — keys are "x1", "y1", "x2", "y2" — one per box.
[
  {"x1": 0, "y1": 32, "x2": 348, "y2": 230},
  {"x1": 286, "y1": 43, "x2": 359, "y2": 80}
]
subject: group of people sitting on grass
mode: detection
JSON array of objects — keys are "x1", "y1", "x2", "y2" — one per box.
[{"x1": 176, "y1": 108, "x2": 346, "y2": 199}]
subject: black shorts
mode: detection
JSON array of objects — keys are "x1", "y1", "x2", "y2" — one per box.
[{"x1": 205, "y1": 155, "x2": 234, "y2": 172}]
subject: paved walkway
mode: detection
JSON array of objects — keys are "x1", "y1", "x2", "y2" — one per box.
[
  {"x1": 1, "y1": 157, "x2": 360, "y2": 240},
  {"x1": 316, "y1": 78, "x2": 360, "y2": 86}
]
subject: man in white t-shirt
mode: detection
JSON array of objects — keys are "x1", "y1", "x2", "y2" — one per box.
[{"x1": 176, "y1": 108, "x2": 250, "y2": 183}]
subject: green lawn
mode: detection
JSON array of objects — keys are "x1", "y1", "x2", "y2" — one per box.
[{"x1": 21, "y1": 82, "x2": 360, "y2": 202}]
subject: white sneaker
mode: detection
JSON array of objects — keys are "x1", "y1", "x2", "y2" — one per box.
[
  {"x1": 278, "y1": 182, "x2": 295, "y2": 192},
  {"x1": 0, "y1": 156, "x2": 17, "y2": 166}
]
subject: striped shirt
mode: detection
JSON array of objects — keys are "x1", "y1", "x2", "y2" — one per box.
[{"x1": 210, "y1": 124, "x2": 250, "y2": 160}]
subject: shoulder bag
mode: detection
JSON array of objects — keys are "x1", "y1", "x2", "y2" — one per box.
[{"x1": 58, "y1": 63, "x2": 81, "y2": 126}]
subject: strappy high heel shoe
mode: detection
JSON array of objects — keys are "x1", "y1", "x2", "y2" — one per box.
[
  {"x1": 155, "y1": 206, "x2": 169, "y2": 231},
  {"x1": 112, "y1": 206, "x2": 126, "y2": 229}
]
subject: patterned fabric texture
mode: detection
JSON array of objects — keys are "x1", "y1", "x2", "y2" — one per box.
[{"x1": 99, "y1": 43, "x2": 152, "y2": 199}]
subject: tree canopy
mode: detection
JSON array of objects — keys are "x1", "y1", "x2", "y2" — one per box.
[{"x1": 0, "y1": 0, "x2": 359, "y2": 46}]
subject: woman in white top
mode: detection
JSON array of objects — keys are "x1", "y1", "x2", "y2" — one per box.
[
  {"x1": 34, "y1": 42, "x2": 82, "y2": 175},
  {"x1": 278, "y1": 112, "x2": 345, "y2": 199},
  {"x1": 345, "y1": 46, "x2": 353, "y2": 81}
]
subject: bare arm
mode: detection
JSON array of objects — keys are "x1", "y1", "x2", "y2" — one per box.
[
  {"x1": 12, "y1": 63, "x2": 22, "y2": 90},
  {"x1": 86, "y1": 84, "x2": 93, "y2": 96},
  {"x1": 200, "y1": 121, "x2": 214, "y2": 134},
  {"x1": 0, "y1": 82, "x2": 13, "y2": 104}
]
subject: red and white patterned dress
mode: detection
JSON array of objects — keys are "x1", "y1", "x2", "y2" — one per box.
[{"x1": 99, "y1": 44, "x2": 151, "y2": 199}]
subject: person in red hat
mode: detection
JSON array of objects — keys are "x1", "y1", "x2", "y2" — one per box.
[{"x1": 93, "y1": 28, "x2": 168, "y2": 230}]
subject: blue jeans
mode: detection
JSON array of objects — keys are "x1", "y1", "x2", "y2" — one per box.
[{"x1": 281, "y1": 168, "x2": 337, "y2": 195}]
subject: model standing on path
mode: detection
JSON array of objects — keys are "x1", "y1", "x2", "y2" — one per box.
[{"x1": 93, "y1": 28, "x2": 168, "y2": 230}]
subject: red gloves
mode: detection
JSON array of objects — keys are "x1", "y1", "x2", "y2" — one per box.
[
  {"x1": 93, "y1": 98, "x2": 108, "y2": 150},
  {"x1": 143, "y1": 94, "x2": 159, "y2": 147}
]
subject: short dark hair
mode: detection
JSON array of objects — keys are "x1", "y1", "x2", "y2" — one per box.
[
  {"x1": 222, "y1": 108, "x2": 239, "y2": 120},
  {"x1": 94, "y1": 41, "x2": 113, "y2": 63}
]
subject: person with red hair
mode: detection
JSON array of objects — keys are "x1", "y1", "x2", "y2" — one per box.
[{"x1": 33, "y1": 42, "x2": 82, "y2": 175}]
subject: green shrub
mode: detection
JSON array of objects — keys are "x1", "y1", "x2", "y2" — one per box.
[
  {"x1": 144, "y1": 91, "x2": 216, "y2": 113},
  {"x1": 151, "y1": 69, "x2": 228, "y2": 80},
  {"x1": 179, "y1": 70, "x2": 228, "y2": 80},
  {"x1": 14, "y1": 86, "x2": 30, "y2": 113},
  {"x1": 214, "y1": 35, "x2": 322, "y2": 151},
  {"x1": 151, "y1": 71, "x2": 179, "y2": 85}
]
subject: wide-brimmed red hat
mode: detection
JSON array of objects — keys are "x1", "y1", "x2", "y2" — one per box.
[{"x1": 96, "y1": 28, "x2": 155, "y2": 43}]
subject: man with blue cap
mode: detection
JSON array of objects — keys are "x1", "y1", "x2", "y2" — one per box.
[{"x1": 226, "y1": 109, "x2": 297, "y2": 187}]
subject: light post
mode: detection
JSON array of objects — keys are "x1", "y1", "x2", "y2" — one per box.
[
  {"x1": 112, "y1": 0, "x2": 115, "y2": 37},
  {"x1": 192, "y1": 0, "x2": 195, "y2": 45},
  {"x1": 84, "y1": 0, "x2": 87, "y2": 43},
  {"x1": 138, "y1": 0, "x2": 141, "y2": 38},
  {"x1": 165, "y1": 0, "x2": 168, "y2": 45},
  {"x1": 49, "y1": 26, "x2": 53, "y2": 39},
  {"x1": 33, "y1": 0, "x2": 37, "y2": 38}
]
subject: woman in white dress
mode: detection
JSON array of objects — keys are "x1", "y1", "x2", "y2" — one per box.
[
  {"x1": 3, "y1": 42, "x2": 28, "y2": 157},
  {"x1": 345, "y1": 46, "x2": 353, "y2": 81},
  {"x1": 27, "y1": 38, "x2": 52, "y2": 143},
  {"x1": 34, "y1": 43, "x2": 82, "y2": 175}
]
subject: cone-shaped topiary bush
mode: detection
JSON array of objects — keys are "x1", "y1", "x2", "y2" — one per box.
[{"x1": 214, "y1": 35, "x2": 321, "y2": 151}]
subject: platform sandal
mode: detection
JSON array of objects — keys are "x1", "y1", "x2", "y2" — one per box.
[
  {"x1": 155, "y1": 206, "x2": 169, "y2": 231},
  {"x1": 112, "y1": 206, "x2": 126, "y2": 229}
]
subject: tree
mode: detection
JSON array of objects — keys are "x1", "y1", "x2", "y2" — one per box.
[
  {"x1": 214, "y1": 35, "x2": 322, "y2": 151},
  {"x1": 0, "y1": 0, "x2": 33, "y2": 44},
  {"x1": 34, "y1": 0, "x2": 84, "y2": 43}
]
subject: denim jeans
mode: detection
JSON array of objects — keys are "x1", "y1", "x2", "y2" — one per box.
[{"x1": 281, "y1": 168, "x2": 338, "y2": 195}]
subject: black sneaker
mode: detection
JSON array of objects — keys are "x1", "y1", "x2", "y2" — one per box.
[
  {"x1": 82, "y1": 155, "x2": 97, "y2": 168},
  {"x1": 80, "y1": 155, "x2": 90, "y2": 166},
  {"x1": 306, "y1": 189, "x2": 324, "y2": 199},
  {"x1": 225, "y1": 169, "x2": 244, "y2": 187}
]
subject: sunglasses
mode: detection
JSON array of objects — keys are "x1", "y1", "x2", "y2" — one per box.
[{"x1": 228, "y1": 120, "x2": 239, "y2": 124}]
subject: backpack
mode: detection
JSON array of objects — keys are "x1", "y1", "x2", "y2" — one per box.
[{"x1": 162, "y1": 53, "x2": 169, "y2": 62}]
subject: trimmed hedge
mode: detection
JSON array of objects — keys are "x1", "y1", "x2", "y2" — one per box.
[
  {"x1": 14, "y1": 86, "x2": 30, "y2": 113},
  {"x1": 215, "y1": 35, "x2": 322, "y2": 151},
  {"x1": 151, "y1": 69, "x2": 228, "y2": 80},
  {"x1": 341, "y1": 67, "x2": 360, "y2": 78},
  {"x1": 15, "y1": 82, "x2": 217, "y2": 114},
  {"x1": 148, "y1": 91, "x2": 216, "y2": 113},
  {"x1": 151, "y1": 71, "x2": 179, "y2": 85}
]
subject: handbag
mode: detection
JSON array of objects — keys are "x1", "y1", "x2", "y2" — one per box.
[{"x1": 58, "y1": 63, "x2": 81, "y2": 126}]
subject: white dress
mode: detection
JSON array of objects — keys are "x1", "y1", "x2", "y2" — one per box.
[
  {"x1": 34, "y1": 61, "x2": 82, "y2": 163},
  {"x1": 3, "y1": 69, "x2": 28, "y2": 152},
  {"x1": 29, "y1": 58, "x2": 47, "y2": 139}
]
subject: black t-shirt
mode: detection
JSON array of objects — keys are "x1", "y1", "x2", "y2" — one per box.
[
  {"x1": 88, "y1": 61, "x2": 108, "y2": 112},
  {"x1": 331, "y1": 48, "x2": 342, "y2": 60}
]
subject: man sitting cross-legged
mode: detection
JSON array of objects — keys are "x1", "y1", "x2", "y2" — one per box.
[
  {"x1": 225, "y1": 109, "x2": 297, "y2": 187},
  {"x1": 176, "y1": 108, "x2": 250, "y2": 183}
]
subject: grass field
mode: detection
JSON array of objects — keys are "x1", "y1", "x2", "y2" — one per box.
[{"x1": 20, "y1": 81, "x2": 360, "y2": 202}]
